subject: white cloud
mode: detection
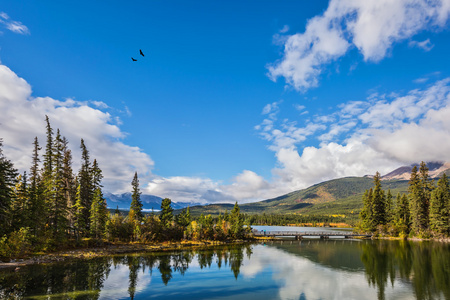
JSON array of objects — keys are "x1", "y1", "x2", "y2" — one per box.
[
  {"x1": 268, "y1": 0, "x2": 450, "y2": 91},
  {"x1": 0, "y1": 64, "x2": 153, "y2": 193},
  {"x1": 409, "y1": 38, "x2": 434, "y2": 51},
  {"x1": 255, "y1": 78, "x2": 450, "y2": 195},
  {"x1": 279, "y1": 25, "x2": 290, "y2": 33},
  {"x1": 0, "y1": 12, "x2": 30, "y2": 35}
]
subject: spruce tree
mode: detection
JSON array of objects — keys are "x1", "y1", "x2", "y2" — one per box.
[
  {"x1": 49, "y1": 129, "x2": 68, "y2": 241},
  {"x1": 395, "y1": 193, "x2": 410, "y2": 234},
  {"x1": 130, "y1": 172, "x2": 143, "y2": 222},
  {"x1": 29, "y1": 137, "x2": 44, "y2": 237},
  {"x1": 429, "y1": 174, "x2": 450, "y2": 236},
  {"x1": 10, "y1": 172, "x2": 28, "y2": 231},
  {"x1": 90, "y1": 188, "x2": 108, "y2": 239},
  {"x1": 371, "y1": 172, "x2": 386, "y2": 227},
  {"x1": 409, "y1": 162, "x2": 433, "y2": 234},
  {"x1": 78, "y1": 139, "x2": 92, "y2": 235},
  {"x1": 73, "y1": 184, "x2": 85, "y2": 239},
  {"x1": 62, "y1": 137, "x2": 76, "y2": 234},
  {"x1": 160, "y1": 198, "x2": 173, "y2": 228},
  {"x1": 0, "y1": 138, "x2": 18, "y2": 236},
  {"x1": 385, "y1": 189, "x2": 393, "y2": 224},
  {"x1": 230, "y1": 202, "x2": 244, "y2": 239},
  {"x1": 360, "y1": 188, "x2": 374, "y2": 232}
]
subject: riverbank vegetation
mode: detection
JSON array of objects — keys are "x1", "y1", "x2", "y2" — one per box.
[
  {"x1": 358, "y1": 162, "x2": 450, "y2": 238},
  {"x1": 0, "y1": 117, "x2": 248, "y2": 260}
]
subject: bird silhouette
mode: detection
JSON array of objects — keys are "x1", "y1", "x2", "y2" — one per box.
[
  {"x1": 131, "y1": 57, "x2": 137, "y2": 61},
  {"x1": 140, "y1": 49, "x2": 144, "y2": 57}
]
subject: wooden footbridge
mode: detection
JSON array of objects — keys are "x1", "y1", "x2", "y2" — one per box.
[{"x1": 252, "y1": 230, "x2": 372, "y2": 240}]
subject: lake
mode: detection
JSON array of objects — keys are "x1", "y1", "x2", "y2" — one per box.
[{"x1": 1, "y1": 227, "x2": 449, "y2": 299}]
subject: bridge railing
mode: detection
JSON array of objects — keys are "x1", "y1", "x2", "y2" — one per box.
[{"x1": 252, "y1": 230, "x2": 367, "y2": 236}]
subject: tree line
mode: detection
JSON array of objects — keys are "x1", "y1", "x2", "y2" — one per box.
[
  {"x1": 359, "y1": 162, "x2": 450, "y2": 238},
  {"x1": 0, "y1": 116, "x2": 246, "y2": 258}
]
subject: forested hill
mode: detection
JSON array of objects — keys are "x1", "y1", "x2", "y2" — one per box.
[{"x1": 183, "y1": 177, "x2": 410, "y2": 218}]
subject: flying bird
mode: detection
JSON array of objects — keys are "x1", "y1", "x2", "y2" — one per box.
[
  {"x1": 140, "y1": 49, "x2": 145, "y2": 57},
  {"x1": 131, "y1": 57, "x2": 137, "y2": 61}
]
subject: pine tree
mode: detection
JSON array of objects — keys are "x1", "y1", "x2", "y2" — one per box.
[
  {"x1": 0, "y1": 138, "x2": 18, "y2": 236},
  {"x1": 130, "y1": 172, "x2": 143, "y2": 222},
  {"x1": 160, "y1": 198, "x2": 173, "y2": 229},
  {"x1": 429, "y1": 174, "x2": 450, "y2": 236}
]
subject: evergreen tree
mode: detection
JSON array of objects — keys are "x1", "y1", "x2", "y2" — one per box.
[
  {"x1": 62, "y1": 137, "x2": 76, "y2": 234},
  {"x1": 10, "y1": 173, "x2": 29, "y2": 231},
  {"x1": 409, "y1": 162, "x2": 433, "y2": 234},
  {"x1": 429, "y1": 174, "x2": 450, "y2": 236},
  {"x1": 73, "y1": 184, "x2": 86, "y2": 239},
  {"x1": 176, "y1": 207, "x2": 190, "y2": 228},
  {"x1": 230, "y1": 202, "x2": 244, "y2": 239},
  {"x1": 29, "y1": 137, "x2": 45, "y2": 237},
  {"x1": 48, "y1": 129, "x2": 68, "y2": 242},
  {"x1": 43, "y1": 115, "x2": 53, "y2": 179},
  {"x1": 130, "y1": 172, "x2": 143, "y2": 222},
  {"x1": 385, "y1": 189, "x2": 393, "y2": 224},
  {"x1": 360, "y1": 188, "x2": 374, "y2": 232},
  {"x1": 371, "y1": 172, "x2": 386, "y2": 227},
  {"x1": 160, "y1": 198, "x2": 173, "y2": 228},
  {"x1": 0, "y1": 138, "x2": 18, "y2": 236},
  {"x1": 90, "y1": 188, "x2": 108, "y2": 239},
  {"x1": 395, "y1": 193, "x2": 410, "y2": 234},
  {"x1": 78, "y1": 139, "x2": 92, "y2": 235}
]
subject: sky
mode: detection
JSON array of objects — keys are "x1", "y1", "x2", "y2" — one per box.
[{"x1": 1, "y1": 0, "x2": 450, "y2": 205}]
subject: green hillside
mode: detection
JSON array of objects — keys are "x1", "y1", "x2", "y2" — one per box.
[{"x1": 182, "y1": 177, "x2": 409, "y2": 219}]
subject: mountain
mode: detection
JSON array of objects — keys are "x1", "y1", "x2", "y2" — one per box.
[
  {"x1": 182, "y1": 177, "x2": 410, "y2": 218},
  {"x1": 104, "y1": 192, "x2": 200, "y2": 211},
  {"x1": 382, "y1": 161, "x2": 450, "y2": 180}
]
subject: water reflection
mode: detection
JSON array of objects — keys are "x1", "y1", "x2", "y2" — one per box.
[
  {"x1": 360, "y1": 240, "x2": 450, "y2": 300},
  {"x1": 0, "y1": 244, "x2": 252, "y2": 299},
  {"x1": 0, "y1": 241, "x2": 449, "y2": 299}
]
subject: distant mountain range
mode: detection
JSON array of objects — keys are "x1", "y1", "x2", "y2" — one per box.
[
  {"x1": 381, "y1": 161, "x2": 450, "y2": 180},
  {"x1": 180, "y1": 161, "x2": 450, "y2": 218},
  {"x1": 106, "y1": 162, "x2": 450, "y2": 217},
  {"x1": 104, "y1": 192, "x2": 200, "y2": 211}
]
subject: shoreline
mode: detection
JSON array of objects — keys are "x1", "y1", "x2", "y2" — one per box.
[{"x1": 0, "y1": 240, "x2": 253, "y2": 269}]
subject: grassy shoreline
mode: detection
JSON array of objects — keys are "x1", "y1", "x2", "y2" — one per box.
[{"x1": 0, "y1": 240, "x2": 255, "y2": 269}]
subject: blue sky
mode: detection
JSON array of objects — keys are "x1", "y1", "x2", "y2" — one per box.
[{"x1": 1, "y1": 0, "x2": 450, "y2": 204}]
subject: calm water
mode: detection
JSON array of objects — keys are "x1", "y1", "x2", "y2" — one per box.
[{"x1": 1, "y1": 230, "x2": 450, "y2": 299}]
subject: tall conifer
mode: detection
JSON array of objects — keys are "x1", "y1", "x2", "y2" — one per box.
[
  {"x1": 430, "y1": 174, "x2": 450, "y2": 235},
  {"x1": 130, "y1": 172, "x2": 143, "y2": 222}
]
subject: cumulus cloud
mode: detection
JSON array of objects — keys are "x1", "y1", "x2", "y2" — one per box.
[
  {"x1": 254, "y1": 78, "x2": 450, "y2": 195},
  {"x1": 0, "y1": 12, "x2": 30, "y2": 35},
  {"x1": 268, "y1": 0, "x2": 450, "y2": 91},
  {"x1": 0, "y1": 64, "x2": 154, "y2": 193}
]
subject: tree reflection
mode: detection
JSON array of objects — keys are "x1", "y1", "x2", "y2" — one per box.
[
  {"x1": 0, "y1": 244, "x2": 252, "y2": 298},
  {"x1": 360, "y1": 240, "x2": 450, "y2": 300}
]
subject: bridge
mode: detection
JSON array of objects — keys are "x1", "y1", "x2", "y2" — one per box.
[{"x1": 252, "y1": 230, "x2": 372, "y2": 240}]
